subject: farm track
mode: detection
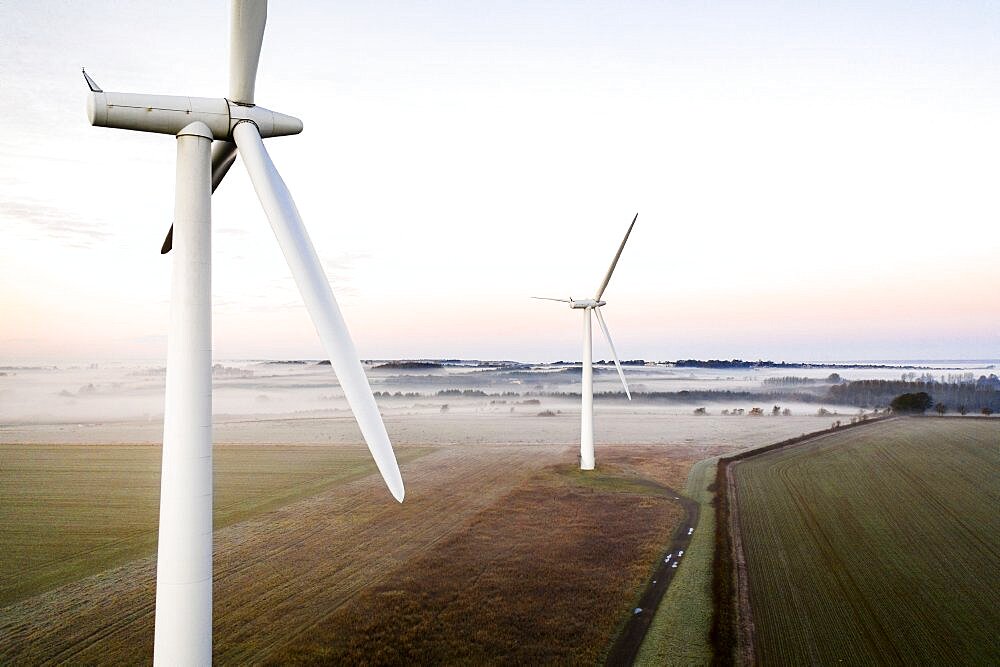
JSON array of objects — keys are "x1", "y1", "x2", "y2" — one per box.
[
  {"x1": 0, "y1": 444, "x2": 567, "y2": 664},
  {"x1": 727, "y1": 418, "x2": 1000, "y2": 665},
  {"x1": 604, "y1": 485, "x2": 698, "y2": 666}
]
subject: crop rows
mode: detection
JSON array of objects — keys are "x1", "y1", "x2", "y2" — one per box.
[
  {"x1": 0, "y1": 444, "x2": 429, "y2": 606},
  {"x1": 732, "y1": 419, "x2": 1000, "y2": 664}
]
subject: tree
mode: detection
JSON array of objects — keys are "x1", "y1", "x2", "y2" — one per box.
[
  {"x1": 772, "y1": 405, "x2": 781, "y2": 416},
  {"x1": 827, "y1": 373, "x2": 842, "y2": 383},
  {"x1": 890, "y1": 392, "x2": 933, "y2": 414},
  {"x1": 983, "y1": 407, "x2": 994, "y2": 416},
  {"x1": 935, "y1": 403, "x2": 947, "y2": 416},
  {"x1": 693, "y1": 407, "x2": 707, "y2": 415}
]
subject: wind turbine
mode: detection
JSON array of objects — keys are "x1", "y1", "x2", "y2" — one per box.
[
  {"x1": 83, "y1": 2, "x2": 404, "y2": 664},
  {"x1": 534, "y1": 214, "x2": 637, "y2": 471}
]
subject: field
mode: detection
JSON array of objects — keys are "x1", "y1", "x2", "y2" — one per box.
[
  {"x1": 0, "y1": 437, "x2": 704, "y2": 664},
  {"x1": 273, "y1": 452, "x2": 689, "y2": 665},
  {"x1": 0, "y1": 403, "x2": 914, "y2": 664},
  {"x1": 729, "y1": 418, "x2": 1000, "y2": 664},
  {"x1": 0, "y1": 444, "x2": 431, "y2": 607}
]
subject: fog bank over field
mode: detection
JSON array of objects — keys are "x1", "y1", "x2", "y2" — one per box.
[{"x1": 1, "y1": 359, "x2": 995, "y2": 427}]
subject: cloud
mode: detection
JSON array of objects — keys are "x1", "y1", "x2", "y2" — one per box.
[{"x1": 0, "y1": 199, "x2": 109, "y2": 248}]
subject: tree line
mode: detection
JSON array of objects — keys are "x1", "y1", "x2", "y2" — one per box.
[
  {"x1": 830, "y1": 376, "x2": 1000, "y2": 412},
  {"x1": 370, "y1": 376, "x2": 1000, "y2": 412}
]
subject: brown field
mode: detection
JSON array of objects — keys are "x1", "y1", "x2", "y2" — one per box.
[
  {"x1": 273, "y1": 454, "x2": 689, "y2": 665},
  {"x1": 0, "y1": 440, "x2": 706, "y2": 664}
]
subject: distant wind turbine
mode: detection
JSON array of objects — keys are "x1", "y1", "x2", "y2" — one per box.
[
  {"x1": 83, "y1": 1, "x2": 404, "y2": 663},
  {"x1": 534, "y1": 213, "x2": 637, "y2": 470}
]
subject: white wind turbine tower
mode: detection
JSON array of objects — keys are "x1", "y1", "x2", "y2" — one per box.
[
  {"x1": 534, "y1": 214, "x2": 637, "y2": 471},
  {"x1": 83, "y1": 2, "x2": 404, "y2": 664}
]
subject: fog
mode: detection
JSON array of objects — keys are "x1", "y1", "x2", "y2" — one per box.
[{"x1": 1, "y1": 359, "x2": 993, "y2": 427}]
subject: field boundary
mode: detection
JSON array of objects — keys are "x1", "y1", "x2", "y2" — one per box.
[
  {"x1": 712, "y1": 415, "x2": 894, "y2": 665},
  {"x1": 604, "y1": 486, "x2": 699, "y2": 666}
]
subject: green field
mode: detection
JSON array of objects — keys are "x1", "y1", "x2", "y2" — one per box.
[
  {"x1": 0, "y1": 443, "x2": 430, "y2": 606},
  {"x1": 731, "y1": 418, "x2": 1000, "y2": 664}
]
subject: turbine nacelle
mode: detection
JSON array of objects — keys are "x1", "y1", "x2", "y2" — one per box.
[
  {"x1": 86, "y1": 88, "x2": 302, "y2": 140},
  {"x1": 569, "y1": 298, "x2": 606, "y2": 309}
]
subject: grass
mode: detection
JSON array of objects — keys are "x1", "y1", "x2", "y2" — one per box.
[
  {"x1": 553, "y1": 464, "x2": 676, "y2": 497},
  {"x1": 731, "y1": 418, "x2": 1000, "y2": 664},
  {"x1": 635, "y1": 456, "x2": 719, "y2": 665},
  {"x1": 0, "y1": 443, "x2": 431, "y2": 606},
  {"x1": 268, "y1": 457, "x2": 685, "y2": 665}
]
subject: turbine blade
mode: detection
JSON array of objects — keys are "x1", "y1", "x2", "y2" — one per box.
[
  {"x1": 233, "y1": 121, "x2": 404, "y2": 501},
  {"x1": 82, "y1": 68, "x2": 102, "y2": 92},
  {"x1": 229, "y1": 0, "x2": 268, "y2": 105},
  {"x1": 209, "y1": 141, "x2": 239, "y2": 191},
  {"x1": 594, "y1": 212, "x2": 637, "y2": 300},
  {"x1": 160, "y1": 227, "x2": 173, "y2": 255},
  {"x1": 161, "y1": 142, "x2": 239, "y2": 254},
  {"x1": 593, "y1": 308, "x2": 631, "y2": 399},
  {"x1": 531, "y1": 296, "x2": 572, "y2": 303}
]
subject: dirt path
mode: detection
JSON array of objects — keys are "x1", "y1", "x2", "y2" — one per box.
[
  {"x1": 726, "y1": 459, "x2": 756, "y2": 666},
  {"x1": 604, "y1": 487, "x2": 700, "y2": 666}
]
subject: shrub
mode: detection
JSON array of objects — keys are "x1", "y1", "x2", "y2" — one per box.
[{"x1": 890, "y1": 392, "x2": 933, "y2": 414}]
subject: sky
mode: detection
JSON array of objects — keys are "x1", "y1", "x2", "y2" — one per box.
[{"x1": 1, "y1": 0, "x2": 998, "y2": 363}]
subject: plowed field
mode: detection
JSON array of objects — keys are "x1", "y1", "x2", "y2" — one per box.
[{"x1": 731, "y1": 419, "x2": 1000, "y2": 664}]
